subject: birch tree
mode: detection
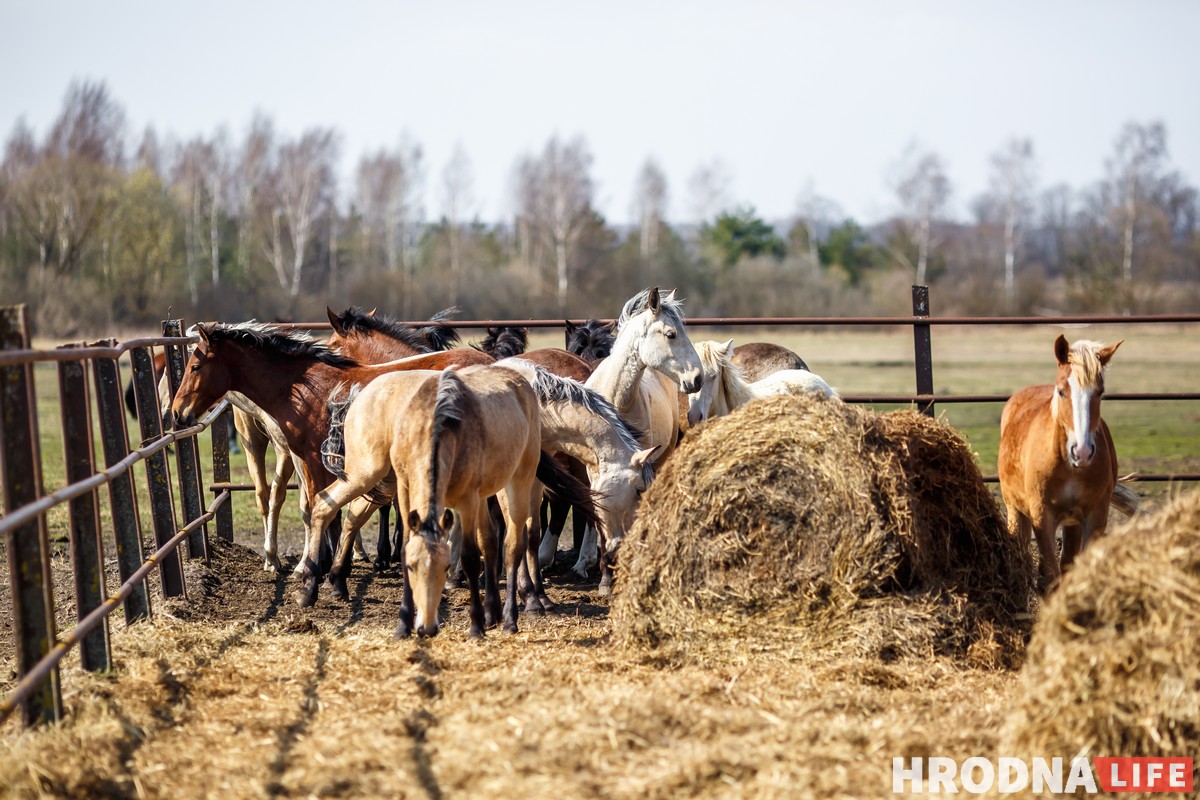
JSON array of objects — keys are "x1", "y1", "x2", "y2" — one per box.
[
  {"x1": 633, "y1": 157, "x2": 668, "y2": 260},
  {"x1": 984, "y1": 138, "x2": 1037, "y2": 300},
  {"x1": 686, "y1": 158, "x2": 732, "y2": 225},
  {"x1": 440, "y1": 143, "x2": 474, "y2": 306},
  {"x1": 274, "y1": 127, "x2": 339, "y2": 298},
  {"x1": 1105, "y1": 121, "x2": 1167, "y2": 288},
  {"x1": 890, "y1": 142, "x2": 951, "y2": 285}
]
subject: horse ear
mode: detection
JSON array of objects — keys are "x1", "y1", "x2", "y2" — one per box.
[
  {"x1": 647, "y1": 287, "x2": 661, "y2": 313},
  {"x1": 326, "y1": 307, "x2": 344, "y2": 333},
  {"x1": 1098, "y1": 340, "x2": 1123, "y2": 366},
  {"x1": 720, "y1": 339, "x2": 735, "y2": 355},
  {"x1": 407, "y1": 510, "x2": 421, "y2": 531},
  {"x1": 600, "y1": 319, "x2": 616, "y2": 334},
  {"x1": 1054, "y1": 335, "x2": 1070, "y2": 366},
  {"x1": 196, "y1": 324, "x2": 211, "y2": 346},
  {"x1": 368, "y1": 307, "x2": 377, "y2": 316},
  {"x1": 564, "y1": 320, "x2": 578, "y2": 335},
  {"x1": 632, "y1": 446, "x2": 661, "y2": 467}
]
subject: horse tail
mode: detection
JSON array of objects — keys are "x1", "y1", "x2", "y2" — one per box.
[
  {"x1": 426, "y1": 370, "x2": 468, "y2": 520},
  {"x1": 418, "y1": 307, "x2": 462, "y2": 351},
  {"x1": 320, "y1": 383, "x2": 362, "y2": 480},
  {"x1": 1111, "y1": 479, "x2": 1141, "y2": 517},
  {"x1": 536, "y1": 451, "x2": 602, "y2": 532}
]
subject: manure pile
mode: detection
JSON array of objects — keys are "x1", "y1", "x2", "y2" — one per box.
[
  {"x1": 1003, "y1": 488, "x2": 1200, "y2": 780},
  {"x1": 612, "y1": 394, "x2": 1035, "y2": 664}
]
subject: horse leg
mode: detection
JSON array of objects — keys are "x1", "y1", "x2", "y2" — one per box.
[
  {"x1": 263, "y1": 449, "x2": 293, "y2": 574},
  {"x1": 528, "y1": 483, "x2": 554, "y2": 612},
  {"x1": 479, "y1": 496, "x2": 503, "y2": 630},
  {"x1": 537, "y1": 494, "x2": 569, "y2": 570},
  {"x1": 298, "y1": 480, "x2": 363, "y2": 607},
  {"x1": 497, "y1": 487, "x2": 529, "y2": 634},
  {"x1": 571, "y1": 524, "x2": 599, "y2": 578},
  {"x1": 459, "y1": 505, "x2": 486, "y2": 640},
  {"x1": 1059, "y1": 523, "x2": 1084, "y2": 572},
  {"x1": 237, "y1": 409, "x2": 277, "y2": 572},
  {"x1": 1033, "y1": 514, "x2": 1062, "y2": 595},
  {"x1": 375, "y1": 504, "x2": 392, "y2": 571},
  {"x1": 329, "y1": 496, "x2": 383, "y2": 601}
]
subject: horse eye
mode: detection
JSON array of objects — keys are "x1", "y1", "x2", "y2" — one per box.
[
  {"x1": 665, "y1": 329, "x2": 677, "y2": 340},
  {"x1": 1057, "y1": 388, "x2": 1066, "y2": 397},
  {"x1": 190, "y1": 363, "x2": 201, "y2": 372}
]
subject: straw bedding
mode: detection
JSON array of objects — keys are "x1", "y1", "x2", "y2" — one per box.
[
  {"x1": 611, "y1": 394, "x2": 1035, "y2": 665},
  {"x1": 1002, "y1": 488, "x2": 1200, "y2": 787}
]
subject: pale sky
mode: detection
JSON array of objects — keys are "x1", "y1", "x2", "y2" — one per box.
[{"x1": 2, "y1": 1, "x2": 1198, "y2": 226}]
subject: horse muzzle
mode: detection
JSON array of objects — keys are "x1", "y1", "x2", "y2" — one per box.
[
  {"x1": 1068, "y1": 441, "x2": 1096, "y2": 468},
  {"x1": 416, "y1": 622, "x2": 439, "y2": 638},
  {"x1": 681, "y1": 375, "x2": 702, "y2": 394}
]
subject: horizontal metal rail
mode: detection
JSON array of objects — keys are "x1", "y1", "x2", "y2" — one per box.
[
  {"x1": 0, "y1": 399, "x2": 229, "y2": 536},
  {"x1": 0, "y1": 489, "x2": 230, "y2": 725},
  {"x1": 208, "y1": 482, "x2": 299, "y2": 492},
  {"x1": 0, "y1": 335, "x2": 197, "y2": 367},
  {"x1": 840, "y1": 392, "x2": 1200, "y2": 404}
]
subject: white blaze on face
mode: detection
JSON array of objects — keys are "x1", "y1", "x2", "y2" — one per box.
[{"x1": 1067, "y1": 374, "x2": 1096, "y2": 467}]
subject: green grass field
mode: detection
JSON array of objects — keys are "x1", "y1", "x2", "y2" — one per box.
[{"x1": 18, "y1": 322, "x2": 1200, "y2": 560}]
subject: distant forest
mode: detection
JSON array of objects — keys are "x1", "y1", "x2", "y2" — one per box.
[{"x1": 2, "y1": 81, "x2": 1197, "y2": 335}]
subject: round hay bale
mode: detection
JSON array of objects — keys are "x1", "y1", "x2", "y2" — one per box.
[
  {"x1": 610, "y1": 394, "x2": 1034, "y2": 664},
  {"x1": 1002, "y1": 489, "x2": 1200, "y2": 775}
]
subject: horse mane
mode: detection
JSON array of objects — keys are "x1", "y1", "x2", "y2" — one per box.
[
  {"x1": 616, "y1": 288, "x2": 687, "y2": 333},
  {"x1": 474, "y1": 326, "x2": 528, "y2": 359},
  {"x1": 526, "y1": 364, "x2": 646, "y2": 452},
  {"x1": 1067, "y1": 340, "x2": 1107, "y2": 388},
  {"x1": 333, "y1": 306, "x2": 447, "y2": 353},
  {"x1": 205, "y1": 322, "x2": 358, "y2": 368},
  {"x1": 416, "y1": 307, "x2": 463, "y2": 351},
  {"x1": 320, "y1": 383, "x2": 362, "y2": 479}
]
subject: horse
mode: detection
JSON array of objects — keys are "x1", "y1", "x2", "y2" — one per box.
[
  {"x1": 494, "y1": 357, "x2": 657, "y2": 602},
  {"x1": 686, "y1": 339, "x2": 838, "y2": 425},
  {"x1": 564, "y1": 319, "x2": 616, "y2": 364},
  {"x1": 576, "y1": 288, "x2": 702, "y2": 578},
  {"x1": 731, "y1": 342, "x2": 809, "y2": 383},
  {"x1": 997, "y1": 335, "x2": 1138, "y2": 593},
  {"x1": 324, "y1": 305, "x2": 465, "y2": 567},
  {"x1": 169, "y1": 322, "x2": 493, "y2": 606},
  {"x1": 475, "y1": 326, "x2": 529, "y2": 359},
  {"x1": 313, "y1": 366, "x2": 579, "y2": 638}
]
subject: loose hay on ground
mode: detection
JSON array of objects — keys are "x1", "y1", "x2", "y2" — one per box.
[
  {"x1": 612, "y1": 394, "x2": 1035, "y2": 665},
  {"x1": 1002, "y1": 487, "x2": 1200, "y2": 793}
]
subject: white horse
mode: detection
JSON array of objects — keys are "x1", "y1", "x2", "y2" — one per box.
[
  {"x1": 687, "y1": 339, "x2": 838, "y2": 425},
  {"x1": 494, "y1": 358, "x2": 658, "y2": 597},
  {"x1": 574, "y1": 287, "x2": 703, "y2": 576}
]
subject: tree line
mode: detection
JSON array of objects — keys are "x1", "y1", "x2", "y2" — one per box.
[{"x1": 2, "y1": 80, "x2": 1197, "y2": 336}]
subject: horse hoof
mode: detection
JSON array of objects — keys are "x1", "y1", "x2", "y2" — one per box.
[
  {"x1": 293, "y1": 588, "x2": 317, "y2": 608},
  {"x1": 373, "y1": 558, "x2": 390, "y2": 573},
  {"x1": 467, "y1": 627, "x2": 485, "y2": 640},
  {"x1": 503, "y1": 621, "x2": 518, "y2": 635},
  {"x1": 596, "y1": 583, "x2": 612, "y2": 598},
  {"x1": 524, "y1": 598, "x2": 545, "y2": 615},
  {"x1": 394, "y1": 623, "x2": 413, "y2": 639},
  {"x1": 330, "y1": 579, "x2": 349, "y2": 602},
  {"x1": 538, "y1": 595, "x2": 556, "y2": 613}
]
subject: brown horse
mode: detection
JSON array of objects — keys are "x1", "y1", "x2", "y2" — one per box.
[
  {"x1": 169, "y1": 322, "x2": 493, "y2": 606},
  {"x1": 731, "y1": 342, "x2": 809, "y2": 382},
  {"x1": 998, "y1": 335, "x2": 1137, "y2": 592},
  {"x1": 325, "y1": 306, "x2": 461, "y2": 363},
  {"x1": 313, "y1": 366, "x2": 550, "y2": 638}
]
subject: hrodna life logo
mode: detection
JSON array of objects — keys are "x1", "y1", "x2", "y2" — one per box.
[{"x1": 892, "y1": 756, "x2": 1194, "y2": 794}]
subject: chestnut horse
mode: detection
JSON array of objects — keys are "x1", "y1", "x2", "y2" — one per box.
[
  {"x1": 314, "y1": 366, "x2": 567, "y2": 638},
  {"x1": 169, "y1": 322, "x2": 493, "y2": 606},
  {"x1": 998, "y1": 335, "x2": 1138, "y2": 592}
]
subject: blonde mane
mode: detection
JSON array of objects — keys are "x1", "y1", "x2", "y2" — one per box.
[{"x1": 1068, "y1": 340, "x2": 1107, "y2": 389}]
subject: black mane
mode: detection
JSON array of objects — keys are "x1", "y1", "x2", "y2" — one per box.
[
  {"x1": 206, "y1": 323, "x2": 359, "y2": 368},
  {"x1": 475, "y1": 326, "x2": 528, "y2": 359},
  {"x1": 565, "y1": 319, "x2": 616, "y2": 362},
  {"x1": 333, "y1": 307, "x2": 436, "y2": 352}
]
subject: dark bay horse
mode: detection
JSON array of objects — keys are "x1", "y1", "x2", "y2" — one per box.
[
  {"x1": 169, "y1": 322, "x2": 493, "y2": 606},
  {"x1": 475, "y1": 326, "x2": 529, "y2": 359},
  {"x1": 998, "y1": 335, "x2": 1138, "y2": 593},
  {"x1": 565, "y1": 319, "x2": 616, "y2": 364}
]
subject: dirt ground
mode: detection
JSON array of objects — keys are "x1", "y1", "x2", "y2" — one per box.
[{"x1": 0, "y1": 535, "x2": 1020, "y2": 799}]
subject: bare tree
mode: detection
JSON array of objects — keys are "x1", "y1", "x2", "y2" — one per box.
[
  {"x1": 793, "y1": 179, "x2": 841, "y2": 276},
  {"x1": 983, "y1": 138, "x2": 1037, "y2": 300},
  {"x1": 519, "y1": 135, "x2": 595, "y2": 313},
  {"x1": 890, "y1": 142, "x2": 951, "y2": 285},
  {"x1": 273, "y1": 127, "x2": 339, "y2": 299},
  {"x1": 633, "y1": 157, "x2": 668, "y2": 261},
  {"x1": 440, "y1": 143, "x2": 474, "y2": 306},
  {"x1": 687, "y1": 158, "x2": 732, "y2": 224},
  {"x1": 1106, "y1": 121, "x2": 1167, "y2": 288},
  {"x1": 233, "y1": 114, "x2": 275, "y2": 284}
]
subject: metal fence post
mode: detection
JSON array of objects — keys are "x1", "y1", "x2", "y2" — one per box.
[
  {"x1": 210, "y1": 406, "x2": 235, "y2": 543},
  {"x1": 130, "y1": 345, "x2": 187, "y2": 598},
  {"x1": 56, "y1": 345, "x2": 112, "y2": 672},
  {"x1": 0, "y1": 305, "x2": 62, "y2": 725},
  {"x1": 912, "y1": 286, "x2": 935, "y2": 417},
  {"x1": 163, "y1": 319, "x2": 208, "y2": 561},
  {"x1": 90, "y1": 345, "x2": 152, "y2": 623}
]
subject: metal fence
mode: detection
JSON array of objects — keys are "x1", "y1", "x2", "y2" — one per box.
[{"x1": 2, "y1": 286, "x2": 1199, "y2": 727}]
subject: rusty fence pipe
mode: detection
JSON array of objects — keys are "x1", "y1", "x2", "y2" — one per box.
[
  {"x1": 163, "y1": 319, "x2": 208, "y2": 561},
  {"x1": 0, "y1": 490, "x2": 231, "y2": 727}
]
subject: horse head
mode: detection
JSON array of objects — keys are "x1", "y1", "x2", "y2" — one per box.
[
  {"x1": 686, "y1": 339, "x2": 735, "y2": 426},
  {"x1": 1053, "y1": 334, "x2": 1122, "y2": 469},
  {"x1": 171, "y1": 324, "x2": 233, "y2": 427},
  {"x1": 619, "y1": 287, "x2": 703, "y2": 394},
  {"x1": 404, "y1": 508, "x2": 454, "y2": 638},
  {"x1": 565, "y1": 319, "x2": 616, "y2": 364},
  {"x1": 591, "y1": 446, "x2": 658, "y2": 564}
]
